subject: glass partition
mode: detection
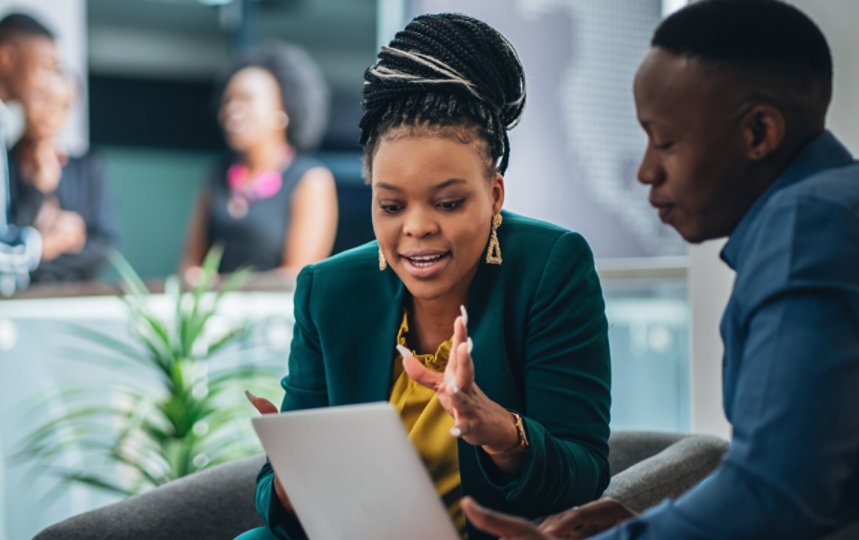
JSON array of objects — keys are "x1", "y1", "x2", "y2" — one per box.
[
  {"x1": 0, "y1": 290, "x2": 292, "y2": 539},
  {"x1": 604, "y1": 279, "x2": 690, "y2": 432}
]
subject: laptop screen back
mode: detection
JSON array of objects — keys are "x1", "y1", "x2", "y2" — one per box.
[{"x1": 252, "y1": 402, "x2": 460, "y2": 540}]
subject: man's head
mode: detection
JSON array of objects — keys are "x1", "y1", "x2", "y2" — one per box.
[
  {"x1": 0, "y1": 12, "x2": 58, "y2": 103},
  {"x1": 634, "y1": 0, "x2": 832, "y2": 243}
]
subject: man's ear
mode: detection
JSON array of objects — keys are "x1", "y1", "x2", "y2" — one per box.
[
  {"x1": 0, "y1": 43, "x2": 13, "y2": 75},
  {"x1": 743, "y1": 103, "x2": 785, "y2": 161},
  {"x1": 0, "y1": 41, "x2": 18, "y2": 82}
]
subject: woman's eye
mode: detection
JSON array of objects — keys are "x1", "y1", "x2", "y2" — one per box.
[
  {"x1": 654, "y1": 141, "x2": 674, "y2": 151},
  {"x1": 437, "y1": 199, "x2": 464, "y2": 211},
  {"x1": 379, "y1": 202, "x2": 403, "y2": 214}
]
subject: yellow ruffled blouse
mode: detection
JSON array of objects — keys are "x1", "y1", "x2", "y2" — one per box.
[{"x1": 389, "y1": 312, "x2": 466, "y2": 537}]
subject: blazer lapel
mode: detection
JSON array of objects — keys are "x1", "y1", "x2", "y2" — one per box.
[
  {"x1": 339, "y1": 266, "x2": 405, "y2": 403},
  {"x1": 465, "y1": 214, "x2": 522, "y2": 411}
]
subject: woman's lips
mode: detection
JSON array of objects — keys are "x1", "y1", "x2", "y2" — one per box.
[{"x1": 400, "y1": 250, "x2": 450, "y2": 279}]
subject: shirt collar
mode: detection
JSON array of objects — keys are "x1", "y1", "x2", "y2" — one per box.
[
  {"x1": 396, "y1": 311, "x2": 452, "y2": 373},
  {"x1": 720, "y1": 130, "x2": 854, "y2": 269}
]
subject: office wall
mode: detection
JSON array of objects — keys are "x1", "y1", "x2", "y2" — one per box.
[
  {"x1": 409, "y1": 0, "x2": 677, "y2": 260},
  {"x1": 795, "y1": 1, "x2": 859, "y2": 154}
]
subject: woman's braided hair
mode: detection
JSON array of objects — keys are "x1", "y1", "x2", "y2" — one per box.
[{"x1": 360, "y1": 13, "x2": 526, "y2": 176}]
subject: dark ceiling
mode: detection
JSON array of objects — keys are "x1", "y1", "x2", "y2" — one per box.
[
  {"x1": 87, "y1": 0, "x2": 378, "y2": 87},
  {"x1": 86, "y1": 0, "x2": 378, "y2": 151}
]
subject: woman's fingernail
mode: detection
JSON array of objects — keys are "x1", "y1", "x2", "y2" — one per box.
[
  {"x1": 244, "y1": 389, "x2": 256, "y2": 403},
  {"x1": 396, "y1": 344, "x2": 412, "y2": 358},
  {"x1": 451, "y1": 381, "x2": 460, "y2": 394},
  {"x1": 467, "y1": 337, "x2": 474, "y2": 355},
  {"x1": 450, "y1": 426, "x2": 462, "y2": 437},
  {"x1": 459, "y1": 304, "x2": 468, "y2": 327}
]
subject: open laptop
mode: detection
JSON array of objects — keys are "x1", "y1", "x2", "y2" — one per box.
[{"x1": 252, "y1": 401, "x2": 461, "y2": 540}]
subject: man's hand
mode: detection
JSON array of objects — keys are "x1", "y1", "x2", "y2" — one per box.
[
  {"x1": 462, "y1": 496, "x2": 637, "y2": 540},
  {"x1": 462, "y1": 497, "x2": 557, "y2": 540},
  {"x1": 31, "y1": 141, "x2": 64, "y2": 193},
  {"x1": 538, "y1": 498, "x2": 637, "y2": 539},
  {"x1": 37, "y1": 205, "x2": 87, "y2": 261}
]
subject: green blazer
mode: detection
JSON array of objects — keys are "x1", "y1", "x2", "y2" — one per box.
[{"x1": 255, "y1": 211, "x2": 612, "y2": 540}]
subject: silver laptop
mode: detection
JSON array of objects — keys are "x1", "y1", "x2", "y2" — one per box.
[{"x1": 252, "y1": 401, "x2": 460, "y2": 540}]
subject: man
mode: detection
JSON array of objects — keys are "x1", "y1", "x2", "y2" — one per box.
[
  {"x1": 9, "y1": 68, "x2": 117, "y2": 283},
  {"x1": 0, "y1": 12, "x2": 60, "y2": 293},
  {"x1": 462, "y1": 1, "x2": 859, "y2": 538}
]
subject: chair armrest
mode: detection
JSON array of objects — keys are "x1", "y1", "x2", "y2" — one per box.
[
  {"x1": 604, "y1": 432, "x2": 728, "y2": 513},
  {"x1": 34, "y1": 454, "x2": 266, "y2": 540}
]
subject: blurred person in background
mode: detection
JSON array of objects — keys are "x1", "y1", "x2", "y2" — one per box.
[
  {"x1": 8, "y1": 70, "x2": 118, "y2": 282},
  {"x1": 181, "y1": 41, "x2": 338, "y2": 282},
  {"x1": 0, "y1": 12, "x2": 58, "y2": 144},
  {"x1": 0, "y1": 12, "x2": 61, "y2": 293}
]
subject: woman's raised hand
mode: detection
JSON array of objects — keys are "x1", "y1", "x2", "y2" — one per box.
[{"x1": 399, "y1": 306, "x2": 524, "y2": 471}]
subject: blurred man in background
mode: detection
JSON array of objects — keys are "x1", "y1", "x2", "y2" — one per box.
[
  {"x1": 0, "y1": 12, "x2": 60, "y2": 294},
  {"x1": 8, "y1": 70, "x2": 117, "y2": 282}
]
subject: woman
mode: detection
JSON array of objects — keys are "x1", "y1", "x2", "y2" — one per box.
[
  {"x1": 181, "y1": 42, "x2": 338, "y2": 279},
  {"x1": 240, "y1": 14, "x2": 611, "y2": 540},
  {"x1": 8, "y1": 70, "x2": 117, "y2": 282}
]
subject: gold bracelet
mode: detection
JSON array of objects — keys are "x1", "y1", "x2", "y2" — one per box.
[
  {"x1": 510, "y1": 412, "x2": 529, "y2": 451},
  {"x1": 488, "y1": 412, "x2": 530, "y2": 455}
]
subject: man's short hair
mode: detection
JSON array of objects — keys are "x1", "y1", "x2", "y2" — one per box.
[
  {"x1": 0, "y1": 12, "x2": 55, "y2": 43},
  {"x1": 652, "y1": 0, "x2": 832, "y2": 108}
]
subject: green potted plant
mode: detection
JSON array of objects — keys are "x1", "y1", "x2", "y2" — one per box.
[{"x1": 17, "y1": 246, "x2": 281, "y2": 496}]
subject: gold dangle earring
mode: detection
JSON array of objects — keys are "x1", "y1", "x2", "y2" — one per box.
[
  {"x1": 379, "y1": 246, "x2": 387, "y2": 271},
  {"x1": 485, "y1": 213, "x2": 503, "y2": 265}
]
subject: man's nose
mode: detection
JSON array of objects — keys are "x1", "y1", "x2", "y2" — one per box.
[{"x1": 637, "y1": 146, "x2": 664, "y2": 186}]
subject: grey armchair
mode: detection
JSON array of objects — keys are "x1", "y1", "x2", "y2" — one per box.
[
  {"x1": 34, "y1": 431, "x2": 729, "y2": 540},
  {"x1": 602, "y1": 431, "x2": 727, "y2": 513}
]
